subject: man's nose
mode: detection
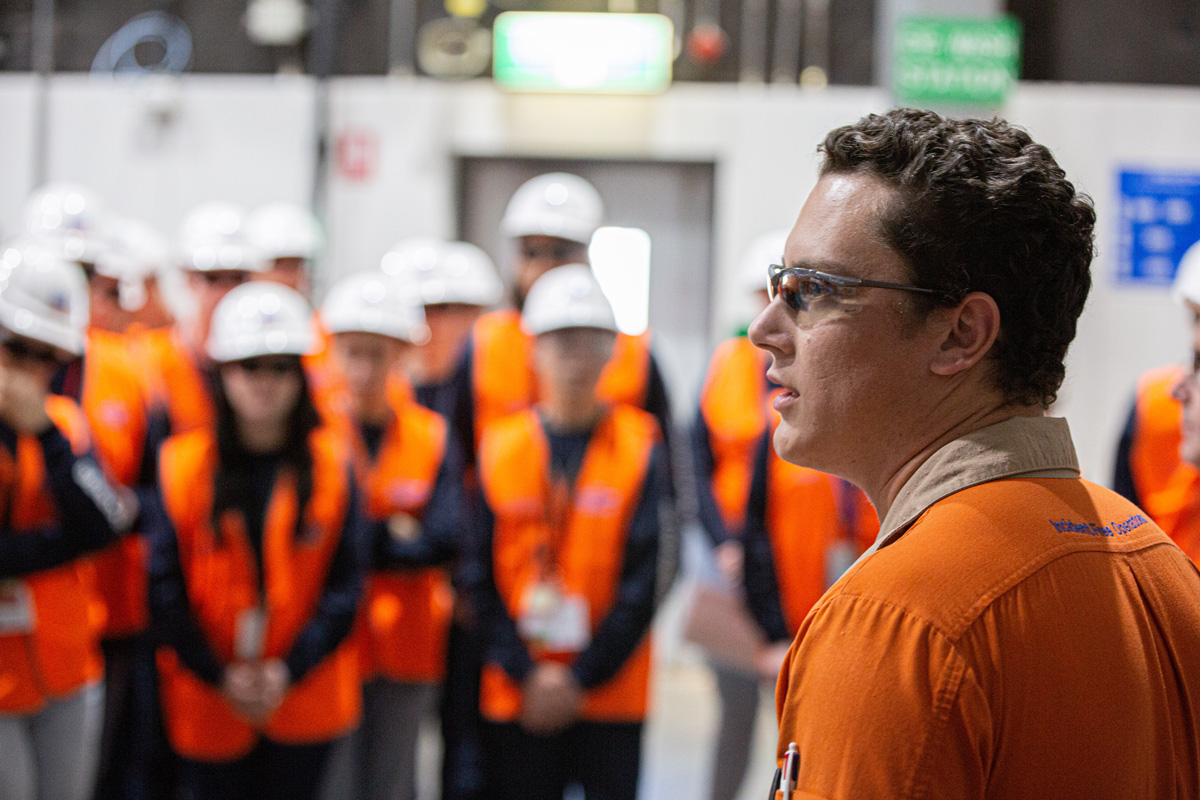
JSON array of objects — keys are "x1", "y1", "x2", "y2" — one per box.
[
  {"x1": 748, "y1": 297, "x2": 787, "y2": 355},
  {"x1": 1172, "y1": 375, "x2": 1191, "y2": 403}
]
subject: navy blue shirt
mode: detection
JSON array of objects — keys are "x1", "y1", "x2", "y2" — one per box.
[{"x1": 0, "y1": 420, "x2": 138, "y2": 579}]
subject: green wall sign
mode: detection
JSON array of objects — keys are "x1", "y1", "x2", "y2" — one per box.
[{"x1": 895, "y1": 16, "x2": 1022, "y2": 107}]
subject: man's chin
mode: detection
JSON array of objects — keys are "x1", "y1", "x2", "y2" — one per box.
[{"x1": 772, "y1": 424, "x2": 818, "y2": 469}]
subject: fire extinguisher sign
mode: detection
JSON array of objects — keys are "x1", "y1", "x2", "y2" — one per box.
[{"x1": 336, "y1": 130, "x2": 379, "y2": 183}]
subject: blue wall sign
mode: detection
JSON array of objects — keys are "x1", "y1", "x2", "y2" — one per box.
[{"x1": 1117, "y1": 169, "x2": 1200, "y2": 286}]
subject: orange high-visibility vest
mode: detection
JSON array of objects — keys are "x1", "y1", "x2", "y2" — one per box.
[
  {"x1": 84, "y1": 330, "x2": 151, "y2": 637},
  {"x1": 698, "y1": 336, "x2": 771, "y2": 531},
  {"x1": 764, "y1": 406, "x2": 879, "y2": 634},
  {"x1": 1128, "y1": 364, "x2": 1200, "y2": 561},
  {"x1": 137, "y1": 327, "x2": 215, "y2": 435},
  {"x1": 354, "y1": 378, "x2": 452, "y2": 683},
  {"x1": 478, "y1": 406, "x2": 658, "y2": 723},
  {"x1": 470, "y1": 309, "x2": 651, "y2": 446},
  {"x1": 304, "y1": 318, "x2": 354, "y2": 434},
  {"x1": 155, "y1": 425, "x2": 360, "y2": 761},
  {"x1": 0, "y1": 397, "x2": 105, "y2": 714}
]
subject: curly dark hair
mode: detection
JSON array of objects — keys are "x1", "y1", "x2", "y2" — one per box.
[{"x1": 819, "y1": 108, "x2": 1096, "y2": 408}]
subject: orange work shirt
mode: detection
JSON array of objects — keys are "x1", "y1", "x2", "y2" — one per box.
[{"x1": 775, "y1": 416, "x2": 1200, "y2": 799}]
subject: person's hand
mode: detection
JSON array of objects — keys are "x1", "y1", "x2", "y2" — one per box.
[
  {"x1": 519, "y1": 662, "x2": 582, "y2": 736},
  {"x1": 222, "y1": 662, "x2": 263, "y2": 722},
  {"x1": 715, "y1": 540, "x2": 744, "y2": 585},
  {"x1": 222, "y1": 659, "x2": 290, "y2": 723},
  {"x1": 755, "y1": 642, "x2": 792, "y2": 681},
  {"x1": 0, "y1": 363, "x2": 51, "y2": 434},
  {"x1": 255, "y1": 658, "x2": 290, "y2": 719}
]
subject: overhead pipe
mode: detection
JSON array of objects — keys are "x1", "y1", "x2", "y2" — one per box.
[
  {"x1": 802, "y1": 0, "x2": 830, "y2": 86},
  {"x1": 31, "y1": 0, "x2": 54, "y2": 185},
  {"x1": 772, "y1": 0, "x2": 804, "y2": 83},
  {"x1": 739, "y1": 0, "x2": 770, "y2": 82},
  {"x1": 388, "y1": 0, "x2": 418, "y2": 76}
]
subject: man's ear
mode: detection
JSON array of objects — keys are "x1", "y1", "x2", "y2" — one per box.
[{"x1": 930, "y1": 291, "x2": 1001, "y2": 377}]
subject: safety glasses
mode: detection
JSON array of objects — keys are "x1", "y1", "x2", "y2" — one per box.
[
  {"x1": 193, "y1": 270, "x2": 249, "y2": 289},
  {"x1": 229, "y1": 356, "x2": 301, "y2": 376},
  {"x1": 767, "y1": 264, "x2": 947, "y2": 313},
  {"x1": 0, "y1": 333, "x2": 64, "y2": 366}
]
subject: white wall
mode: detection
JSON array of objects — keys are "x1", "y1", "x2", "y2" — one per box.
[
  {"x1": 3, "y1": 73, "x2": 318, "y2": 242},
  {"x1": 4, "y1": 72, "x2": 1198, "y2": 484},
  {"x1": 1003, "y1": 83, "x2": 1200, "y2": 483},
  {"x1": 0, "y1": 76, "x2": 40, "y2": 239}
]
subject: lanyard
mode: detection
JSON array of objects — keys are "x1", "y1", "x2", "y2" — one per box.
[{"x1": 536, "y1": 471, "x2": 575, "y2": 582}]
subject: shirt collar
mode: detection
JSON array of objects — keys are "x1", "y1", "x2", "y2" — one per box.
[{"x1": 865, "y1": 416, "x2": 1080, "y2": 556}]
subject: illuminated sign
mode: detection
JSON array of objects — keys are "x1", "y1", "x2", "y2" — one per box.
[{"x1": 493, "y1": 12, "x2": 674, "y2": 94}]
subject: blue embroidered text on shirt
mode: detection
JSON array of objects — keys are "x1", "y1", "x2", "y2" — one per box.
[{"x1": 1049, "y1": 514, "x2": 1148, "y2": 537}]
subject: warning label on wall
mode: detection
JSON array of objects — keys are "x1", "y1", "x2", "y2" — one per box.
[{"x1": 1117, "y1": 169, "x2": 1200, "y2": 286}]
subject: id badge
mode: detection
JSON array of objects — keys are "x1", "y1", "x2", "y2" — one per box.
[
  {"x1": 234, "y1": 607, "x2": 267, "y2": 661},
  {"x1": 517, "y1": 581, "x2": 561, "y2": 644},
  {"x1": 543, "y1": 594, "x2": 590, "y2": 653},
  {"x1": 0, "y1": 580, "x2": 35, "y2": 634}
]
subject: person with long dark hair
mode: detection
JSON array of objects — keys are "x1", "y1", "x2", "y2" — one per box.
[{"x1": 146, "y1": 281, "x2": 366, "y2": 800}]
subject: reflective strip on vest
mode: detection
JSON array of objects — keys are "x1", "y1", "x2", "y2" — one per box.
[
  {"x1": 156, "y1": 426, "x2": 360, "y2": 760},
  {"x1": 478, "y1": 406, "x2": 657, "y2": 722}
]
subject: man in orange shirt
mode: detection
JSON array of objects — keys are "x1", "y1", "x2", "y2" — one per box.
[{"x1": 751, "y1": 109, "x2": 1200, "y2": 798}]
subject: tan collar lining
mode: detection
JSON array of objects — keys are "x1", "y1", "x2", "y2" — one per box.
[{"x1": 865, "y1": 416, "x2": 1080, "y2": 557}]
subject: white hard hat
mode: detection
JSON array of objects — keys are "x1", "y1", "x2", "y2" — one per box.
[
  {"x1": 178, "y1": 202, "x2": 267, "y2": 274},
  {"x1": 500, "y1": 173, "x2": 604, "y2": 245},
  {"x1": 321, "y1": 271, "x2": 430, "y2": 344},
  {"x1": 521, "y1": 264, "x2": 617, "y2": 336},
  {"x1": 93, "y1": 217, "x2": 173, "y2": 312},
  {"x1": 0, "y1": 240, "x2": 90, "y2": 356},
  {"x1": 380, "y1": 236, "x2": 445, "y2": 278},
  {"x1": 1173, "y1": 239, "x2": 1200, "y2": 307},
  {"x1": 383, "y1": 238, "x2": 503, "y2": 308},
  {"x1": 246, "y1": 202, "x2": 323, "y2": 262},
  {"x1": 23, "y1": 182, "x2": 111, "y2": 265},
  {"x1": 739, "y1": 229, "x2": 790, "y2": 295},
  {"x1": 111, "y1": 217, "x2": 171, "y2": 277},
  {"x1": 206, "y1": 282, "x2": 316, "y2": 363}
]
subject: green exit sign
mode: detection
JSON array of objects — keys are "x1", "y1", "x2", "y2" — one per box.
[
  {"x1": 493, "y1": 12, "x2": 674, "y2": 95},
  {"x1": 895, "y1": 16, "x2": 1022, "y2": 107}
]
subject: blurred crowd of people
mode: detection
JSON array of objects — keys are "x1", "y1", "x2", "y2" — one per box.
[{"x1": 0, "y1": 173, "x2": 877, "y2": 800}]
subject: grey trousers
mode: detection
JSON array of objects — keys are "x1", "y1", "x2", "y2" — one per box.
[
  {"x1": 0, "y1": 682, "x2": 105, "y2": 800},
  {"x1": 706, "y1": 664, "x2": 760, "y2": 800},
  {"x1": 320, "y1": 679, "x2": 439, "y2": 800}
]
